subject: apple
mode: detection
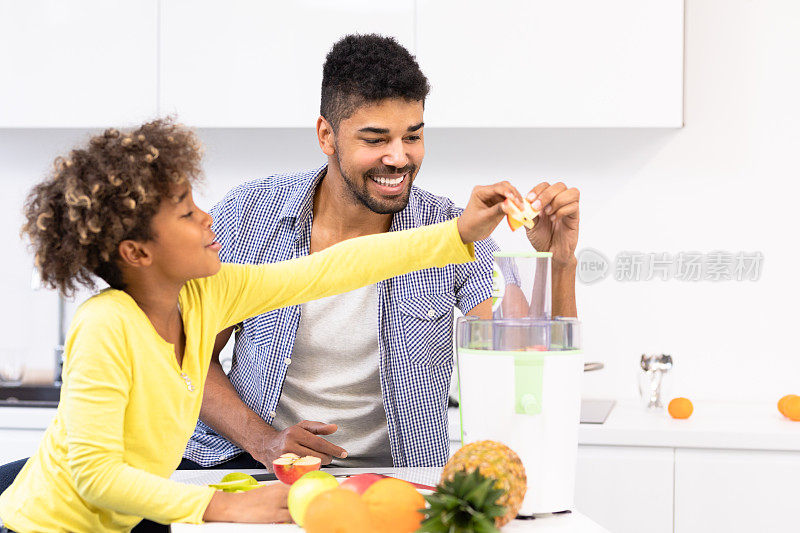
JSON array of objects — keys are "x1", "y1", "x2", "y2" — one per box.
[
  {"x1": 503, "y1": 198, "x2": 539, "y2": 231},
  {"x1": 272, "y1": 453, "x2": 322, "y2": 485},
  {"x1": 208, "y1": 472, "x2": 259, "y2": 492},
  {"x1": 287, "y1": 470, "x2": 339, "y2": 527},
  {"x1": 340, "y1": 473, "x2": 385, "y2": 495}
]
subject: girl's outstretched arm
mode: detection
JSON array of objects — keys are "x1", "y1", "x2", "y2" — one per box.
[{"x1": 205, "y1": 181, "x2": 521, "y2": 330}]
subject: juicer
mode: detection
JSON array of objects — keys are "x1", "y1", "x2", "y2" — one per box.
[{"x1": 456, "y1": 251, "x2": 583, "y2": 515}]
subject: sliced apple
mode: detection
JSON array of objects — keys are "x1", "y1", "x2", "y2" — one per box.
[
  {"x1": 278, "y1": 452, "x2": 300, "y2": 461},
  {"x1": 504, "y1": 198, "x2": 539, "y2": 231},
  {"x1": 272, "y1": 453, "x2": 322, "y2": 485}
]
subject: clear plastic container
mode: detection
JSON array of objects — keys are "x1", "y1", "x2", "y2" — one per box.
[
  {"x1": 457, "y1": 316, "x2": 581, "y2": 353},
  {"x1": 492, "y1": 251, "x2": 553, "y2": 320}
]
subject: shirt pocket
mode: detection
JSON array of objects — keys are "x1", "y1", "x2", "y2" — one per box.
[
  {"x1": 241, "y1": 309, "x2": 279, "y2": 347},
  {"x1": 398, "y1": 292, "x2": 456, "y2": 367}
]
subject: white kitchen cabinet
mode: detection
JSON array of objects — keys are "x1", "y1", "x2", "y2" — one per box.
[
  {"x1": 159, "y1": 1, "x2": 415, "y2": 127},
  {"x1": 2, "y1": 1, "x2": 684, "y2": 129},
  {"x1": 0, "y1": 407, "x2": 54, "y2": 465},
  {"x1": 674, "y1": 448, "x2": 800, "y2": 533},
  {"x1": 415, "y1": 0, "x2": 684, "y2": 127},
  {"x1": 575, "y1": 445, "x2": 674, "y2": 533},
  {"x1": 0, "y1": 0, "x2": 158, "y2": 128},
  {"x1": 0, "y1": 429, "x2": 44, "y2": 464}
]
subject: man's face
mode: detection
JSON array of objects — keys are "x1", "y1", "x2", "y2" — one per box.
[{"x1": 331, "y1": 98, "x2": 425, "y2": 214}]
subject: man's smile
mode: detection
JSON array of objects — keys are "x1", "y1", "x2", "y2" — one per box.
[{"x1": 368, "y1": 171, "x2": 409, "y2": 194}]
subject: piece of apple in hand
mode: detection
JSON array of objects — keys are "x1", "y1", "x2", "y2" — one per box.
[
  {"x1": 503, "y1": 198, "x2": 539, "y2": 231},
  {"x1": 272, "y1": 453, "x2": 322, "y2": 485}
]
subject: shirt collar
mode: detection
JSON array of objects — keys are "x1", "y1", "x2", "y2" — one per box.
[{"x1": 278, "y1": 164, "x2": 327, "y2": 227}]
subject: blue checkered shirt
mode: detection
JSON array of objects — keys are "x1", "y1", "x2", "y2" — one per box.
[{"x1": 184, "y1": 165, "x2": 498, "y2": 467}]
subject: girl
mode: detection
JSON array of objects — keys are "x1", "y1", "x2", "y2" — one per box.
[{"x1": 0, "y1": 118, "x2": 521, "y2": 532}]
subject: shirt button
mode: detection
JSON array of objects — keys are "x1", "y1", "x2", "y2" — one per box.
[
  {"x1": 284, "y1": 357, "x2": 292, "y2": 365},
  {"x1": 269, "y1": 410, "x2": 277, "y2": 418},
  {"x1": 427, "y1": 308, "x2": 437, "y2": 318}
]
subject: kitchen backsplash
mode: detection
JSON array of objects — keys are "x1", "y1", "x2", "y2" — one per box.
[{"x1": 2, "y1": 119, "x2": 796, "y2": 403}]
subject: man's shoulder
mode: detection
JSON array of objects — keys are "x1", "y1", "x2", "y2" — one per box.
[
  {"x1": 212, "y1": 165, "x2": 323, "y2": 217},
  {"x1": 408, "y1": 186, "x2": 498, "y2": 272},
  {"x1": 408, "y1": 186, "x2": 463, "y2": 223}
]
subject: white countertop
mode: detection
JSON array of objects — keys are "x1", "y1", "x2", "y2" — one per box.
[
  {"x1": 576, "y1": 399, "x2": 800, "y2": 451},
  {"x1": 171, "y1": 513, "x2": 603, "y2": 532},
  {"x1": 447, "y1": 399, "x2": 800, "y2": 452},
  {"x1": 0, "y1": 406, "x2": 56, "y2": 429},
  {"x1": 169, "y1": 468, "x2": 609, "y2": 533}
]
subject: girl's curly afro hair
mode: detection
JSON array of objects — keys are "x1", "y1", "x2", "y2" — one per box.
[{"x1": 21, "y1": 117, "x2": 203, "y2": 295}]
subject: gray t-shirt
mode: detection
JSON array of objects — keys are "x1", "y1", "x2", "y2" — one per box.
[{"x1": 271, "y1": 284, "x2": 392, "y2": 467}]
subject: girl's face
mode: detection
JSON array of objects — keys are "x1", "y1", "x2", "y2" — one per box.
[{"x1": 146, "y1": 184, "x2": 221, "y2": 283}]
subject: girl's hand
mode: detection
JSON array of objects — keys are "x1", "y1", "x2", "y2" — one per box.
[
  {"x1": 204, "y1": 483, "x2": 291, "y2": 523},
  {"x1": 457, "y1": 181, "x2": 526, "y2": 243}
]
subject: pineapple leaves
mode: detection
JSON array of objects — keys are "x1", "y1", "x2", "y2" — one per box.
[{"x1": 420, "y1": 470, "x2": 507, "y2": 533}]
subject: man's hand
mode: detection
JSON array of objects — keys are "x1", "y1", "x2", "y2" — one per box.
[
  {"x1": 458, "y1": 181, "x2": 527, "y2": 243},
  {"x1": 200, "y1": 330, "x2": 348, "y2": 471},
  {"x1": 253, "y1": 420, "x2": 348, "y2": 470},
  {"x1": 524, "y1": 182, "x2": 580, "y2": 266}
]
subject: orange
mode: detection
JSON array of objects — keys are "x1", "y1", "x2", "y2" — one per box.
[
  {"x1": 304, "y1": 488, "x2": 372, "y2": 533},
  {"x1": 668, "y1": 397, "x2": 693, "y2": 419},
  {"x1": 778, "y1": 394, "x2": 798, "y2": 417},
  {"x1": 362, "y1": 478, "x2": 426, "y2": 533},
  {"x1": 782, "y1": 396, "x2": 800, "y2": 421}
]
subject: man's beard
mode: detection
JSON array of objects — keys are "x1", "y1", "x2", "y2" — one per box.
[{"x1": 334, "y1": 151, "x2": 418, "y2": 215}]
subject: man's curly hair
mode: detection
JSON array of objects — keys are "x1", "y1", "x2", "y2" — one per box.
[
  {"x1": 321, "y1": 34, "x2": 430, "y2": 130},
  {"x1": 21, "y1": 118, "x2": 203, "y2": 296}
]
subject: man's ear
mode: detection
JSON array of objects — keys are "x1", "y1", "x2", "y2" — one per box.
[
  {"x1": 117, "y1": 239, "x2": 153, "y2": 268},
  {"x1": 317, "y1": 116, "x2": 336, "y2": 156}
]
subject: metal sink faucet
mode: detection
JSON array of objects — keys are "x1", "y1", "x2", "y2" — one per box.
[{"x1": 639, "y1": 354, "x2": 673, "y2": 409}]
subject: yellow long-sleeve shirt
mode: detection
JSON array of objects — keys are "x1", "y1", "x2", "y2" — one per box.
[{"x1": 0, "y1": 218, "x2": 474, "y2": 532}]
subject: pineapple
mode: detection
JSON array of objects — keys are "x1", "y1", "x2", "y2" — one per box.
[
  {"x1": 439, "y1": 440, "x2": 527, "y2": 527},
  {"x1": 419, "y1": 469, "x2": 507, "y2": 533}
]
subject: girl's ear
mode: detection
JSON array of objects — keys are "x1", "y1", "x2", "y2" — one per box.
[
  {"x1": 317, "y1": 116, "x2": 336, "y2": 156},
  {"x1": 118, "y1": 240, "x2": 152, "y2": 268}
]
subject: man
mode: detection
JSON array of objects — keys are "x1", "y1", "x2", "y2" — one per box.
[{"x1": 183, "y1": 34, "x2": 580, "y2": 469}]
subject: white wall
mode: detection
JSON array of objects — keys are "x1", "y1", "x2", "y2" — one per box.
[{"x1": 1, "y1": 0, "x2": 798, "y2": 402}]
